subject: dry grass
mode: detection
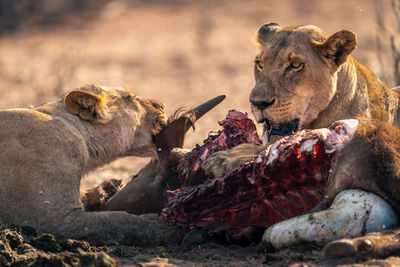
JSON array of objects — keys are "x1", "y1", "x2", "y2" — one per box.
[{"x1": 0, "y1": 0, "x2": 397, "y2": 189}]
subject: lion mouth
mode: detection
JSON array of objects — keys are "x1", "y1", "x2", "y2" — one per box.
[{"x1": 263, "y1": 118, "x2": 299, "y2": 142}]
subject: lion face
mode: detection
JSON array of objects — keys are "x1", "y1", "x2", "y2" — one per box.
[
  {"x1": 250, "y1": 23, "x2": 357, "y2": 142},
  {"x1": 132, "y1": 96, "x2": 167, "y2": 157},
  {"x1": 63, "y1": 85, "x2": 167, "y2": 158}
]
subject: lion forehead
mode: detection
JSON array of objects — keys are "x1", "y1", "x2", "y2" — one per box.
[
  {"x1": 260, "y1": 30, "x2": 325, "y2": 56},
  {"x1": 75, "y1": 84, "x2": 133, "y2": 99},
  {"x1": 296, "y1": 25, "x2": 320, "y2": 32}
]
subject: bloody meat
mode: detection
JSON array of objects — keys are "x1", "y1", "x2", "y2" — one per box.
[
  {"x1": 177, "y1": 110, "x2": 262, "y2": 186},
  {"x1": 162, "y1": 110, "x2": 335, "y2": 240}
]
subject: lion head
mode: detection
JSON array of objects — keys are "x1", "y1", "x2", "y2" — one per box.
[
  {"x1": 63, "y1": 84, "x2": 167, "y2": 158},
  {"x1": 250, "y1": 23, "x2": 357, "y2": 143}
]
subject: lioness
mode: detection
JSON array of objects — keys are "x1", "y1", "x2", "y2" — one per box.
[
  {"x1": 204, "y1": 23, "x2": 400, "y2": 177},
  {"x1": 252, "y1": 23, "x2": 400, "y2": 141},
  {"x1": 198, "y1": 24, "x2": 400, "y2": 257},
  {"x1": 0, "y1": 84, "x2": 183, "y2": 245}
]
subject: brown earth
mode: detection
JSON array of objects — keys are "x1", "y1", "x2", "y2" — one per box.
[
  {"x1": 0, "y1": 0, "x2": 399, "y2": 266},
  {"x1": 2, "y1": 225, "x2": 399, "y2": 266}
]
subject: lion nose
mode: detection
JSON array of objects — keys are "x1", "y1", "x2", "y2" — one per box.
[{"x1": 250, "y1": 98, "x2": 276, "y2": 110}]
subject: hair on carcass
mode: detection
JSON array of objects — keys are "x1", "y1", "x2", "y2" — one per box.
[{"x1": 354, "y1": 117, "x2": 400, "y2": 212}]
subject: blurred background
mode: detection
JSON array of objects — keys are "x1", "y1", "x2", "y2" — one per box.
[{"x1": 0, "y1": 0, "x2": 399, "y2": 188}]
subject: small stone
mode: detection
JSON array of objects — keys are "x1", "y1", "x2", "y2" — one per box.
[
  {"x1": 4, "y1": 230, "x2": 24, "y2": 249},
  {"x1": 60, "y1": 239, "x2": 90, "y2": 253},
  {"x1": 321, "y1": 239, "x2": 355, "y2": 258},
  {"x1": 78, "y1": 249, "x2": 116, "y2": 266},
  {"x1": 358, "y1": 239, "x2": 374, "y2": 253},
  {"x1": 30, "y1": 233, "x2": 60, "y2": 253},
  {"x1": 0, "y1": 239, "x2": 14, "y2": 265},
  {"x1": 181, "y1": 229, "x2": 210, "y2": 252}
]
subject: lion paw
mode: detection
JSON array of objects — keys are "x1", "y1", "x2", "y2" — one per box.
[
  {"x1": 80, "y1": 178, "x2": 122, "y2": 211},
  {"x1": 202, "y1": 143, "x2": 266, "y2": 178}
]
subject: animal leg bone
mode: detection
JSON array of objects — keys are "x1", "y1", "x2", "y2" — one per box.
[{"x1": 262, "y1": 189, "x2": 398, "y2": 250}]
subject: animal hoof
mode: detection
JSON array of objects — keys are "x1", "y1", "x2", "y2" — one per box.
[
  {"x1": 322, "y1": 239, "x2": 356, "y2": 258},
  {"x1": 180, "y1": 229, "x2": 210, "y2": 252}
]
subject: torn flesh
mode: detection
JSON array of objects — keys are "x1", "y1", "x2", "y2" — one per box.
[
  {"x1": 177, "y1": 109, "x2": 262, "y2": 186},
  {"x1": 163, "y1": 112, "x2": 397, "y2": 244}
]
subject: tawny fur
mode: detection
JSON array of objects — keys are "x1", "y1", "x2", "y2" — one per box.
[
  {"x1": 202, "y1": 143, "x2": 266, "y2": 178},
  {"x1": 0, "y1": 84, "x2": 182, "y2": 246}
]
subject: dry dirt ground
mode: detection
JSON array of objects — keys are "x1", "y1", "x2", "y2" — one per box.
[{"x1": 0, "y1": 0, "x2": 399, "y2": 266}]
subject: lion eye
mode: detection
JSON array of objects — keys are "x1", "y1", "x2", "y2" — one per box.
[
  {"x1": 255, "y1": 60, "x2": 264, "y2": 71},
  {"x1": 152, "y1": 102, "x2": 164, "y2": 110},
  {"x1": 290, "y1": 62, "x2": 304, "y2": 70}
]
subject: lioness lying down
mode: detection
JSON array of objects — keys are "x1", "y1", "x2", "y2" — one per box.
[{"x1": 0, "y1": 84, "x2": 185, "y2": 246}]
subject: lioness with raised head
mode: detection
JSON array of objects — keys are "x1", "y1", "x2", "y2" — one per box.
[
  {"x1": 252, "y1": 23, "x2": 400, "y2": 142},
  {"x1": 204, "y1": 23, "x2": 400, "y2": 177},
  {"x1": 0, "y1": 84, "x2": 183, "y2": 245}
]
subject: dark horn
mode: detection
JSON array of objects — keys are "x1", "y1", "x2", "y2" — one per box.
[
  {"x1": 193, "y1": 95, "x2": 226, "y2": 123},
  {"x1": 154, "y1": 95, "x2": 226, "y2": 153}
]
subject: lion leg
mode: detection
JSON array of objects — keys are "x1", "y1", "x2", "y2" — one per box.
[
  {"x1": 56, "y1": 210, "x2": 183, "y2": 246},
  {"x1": 202, "y1": 143, "x2": 267, "y2": 177}
]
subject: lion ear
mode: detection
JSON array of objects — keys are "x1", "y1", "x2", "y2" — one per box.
[
  {"x1": 64, "y1": 90, "x2": 110, "y2": 122},
  {"x1": 257, "y1": 22, "x2": 281, "y2": 44},
  {"x1": 317, "y1": 29, "x2": 357, "y2": 67}
]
